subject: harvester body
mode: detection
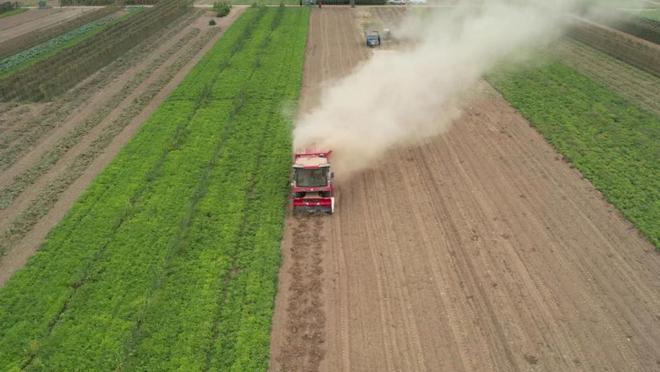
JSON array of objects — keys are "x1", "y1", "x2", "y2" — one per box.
[{"x1": 291, "y1": 151, "x2": 335, "y2": 214}]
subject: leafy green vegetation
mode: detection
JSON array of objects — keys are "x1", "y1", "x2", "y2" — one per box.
[
  {"x1": 489, "y1": 61, "x2": 659, "y2": 248},
  {"x1": 213, "y1": 0, "x2": 231, "y2": 17},
  {"x1": 0, "y1": 6, "x2": 308, "y2": 370}
]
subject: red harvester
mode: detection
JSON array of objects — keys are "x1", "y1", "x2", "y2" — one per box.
[{"x1": 291, "y1": 150, "x2": 335, "y2": 214}]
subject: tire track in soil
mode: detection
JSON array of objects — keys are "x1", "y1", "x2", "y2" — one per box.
[
  {"x1": 274, "y1": 215, "x2": 326, "y2": 372},
  {"x1": 270, "y1": 7, "x2": 660, "y2": 372},
  {"x1": 270, "y1": 8, "x2": 366, "y2": 372}
]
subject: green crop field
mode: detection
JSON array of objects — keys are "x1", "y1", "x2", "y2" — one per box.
[
  {"x1": 0, "y1": 6, "x2": 308, "y2": 371},
  {"x1": 489, "y1": 61, "x2": 660, "y2": 248}
]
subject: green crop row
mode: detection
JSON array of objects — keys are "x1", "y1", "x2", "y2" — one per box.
[
  {"x1": 0, "y1": 6, "x2": 308, "y2": 371},
  {"x1": 489, "y1": 60, "x2": 659, "y2": 248}
]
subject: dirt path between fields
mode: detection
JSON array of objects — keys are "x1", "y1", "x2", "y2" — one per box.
[
  {"x1": 0, "y1": 7, "x2": 245, "y2": 286},
  {"x1": 269, "y1": 7, "x2": 660, "y2": 372}
]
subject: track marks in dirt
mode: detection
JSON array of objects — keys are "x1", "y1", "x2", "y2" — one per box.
[
  {"x1": 275, "y1": 216, "x2": 326, "y2": 371},
  {"x1": 269, "y1": 9, "x2": 367, "y2": 371}
]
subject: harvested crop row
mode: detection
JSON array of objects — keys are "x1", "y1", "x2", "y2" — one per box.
[
  {"x1": 489, "y1": 61, "x2": 660, "y2": 247},
  {"x1": 0, "y1": 7, "x2": 308, "y2": 370}
]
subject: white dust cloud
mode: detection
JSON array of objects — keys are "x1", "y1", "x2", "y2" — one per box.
[{"x1": 293, "y1": 0, "x2": 637, "y2": 178}]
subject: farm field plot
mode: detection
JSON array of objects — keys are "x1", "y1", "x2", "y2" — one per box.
[
  {"x1": 0, "y1": 8, "x2": 127, "y2": 79},
  {"x1": 0, "y1": 1, "x2": 197, "y2": 101},
  {"x1": 269, "y1": 7, "x2": 660, "y2": 372},
  {"x1": 554, "y1": 38, "x2": 660, "y2": 115},
  {"x1": 489, "y1": 56, "x2": 660, "y2": 248},
  {"x1": 568, "y1": 16, "x2": 660, "y2": 76},
  {"x1": 0, "y1": 7, "x2": 244, "y2": 283},
  {"x1": 0, "y1": 7, "x2": 95, "y2": 41},
  {"x1": 0, "y1": 6, "x2": 308, "y2": 370}
]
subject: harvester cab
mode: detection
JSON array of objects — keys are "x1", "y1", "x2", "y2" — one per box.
[
  {"x1": 366, "y1": 30, "x2": 381, "y2": 47},
  {"x1": 291, "y1": 151, "x2": 335, "y2": 214}
]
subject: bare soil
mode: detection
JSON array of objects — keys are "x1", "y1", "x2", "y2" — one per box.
[
  {"x1": 269, "y1": 7, "x2": 660, "y2": 372},
  {"x1": 0, "y1": 8, "x2": 245, "y2": 285}
]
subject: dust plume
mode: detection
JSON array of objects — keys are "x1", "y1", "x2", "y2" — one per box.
[{"x1": 292, "y1": 0, "x2": 636, "y2": 177}]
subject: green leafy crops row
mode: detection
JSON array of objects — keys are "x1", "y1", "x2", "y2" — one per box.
[
  {"x1": 0, "y1": 7, "x2": 309, "y2": 371},
  {"x1": 489, "y1": 61, "x2": 659, "y2": 248}
]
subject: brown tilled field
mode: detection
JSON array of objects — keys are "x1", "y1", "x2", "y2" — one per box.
[
  {"x1": 269, "y1": 7, "x2": 660, "y2": 372},
  {"x1": 0, "y1": 7, "x2": 245, "y2": 284}
]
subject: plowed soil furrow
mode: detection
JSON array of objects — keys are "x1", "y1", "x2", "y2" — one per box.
[
  {"x1": 554, "y1": 38, "x2": 660, "y2": 114},
  {"x1": 0, "y1": 8, "x2": 245, "y2": 285},
  {"x1": 269, "y1": 7, "x2": 660, "y2": 372}
]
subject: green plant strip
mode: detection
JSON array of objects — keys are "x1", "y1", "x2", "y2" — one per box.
[
  {"x1": 489, "y1": 61, "x2": 659, "y2": 248},
  {"x1": 0, "y1": 7, "x2": 308, "y2": 371}
]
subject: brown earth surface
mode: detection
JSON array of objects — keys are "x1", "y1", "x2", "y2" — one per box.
[
  {"x1": 0, "y1": 7, "x2": 245, "y2": 285},
  {"x1": 0, "y1": 7, "x2": 94, "y2": 41},
  {"x1": 269, "y1": 7, "x2": 660, "y2": 372}
]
